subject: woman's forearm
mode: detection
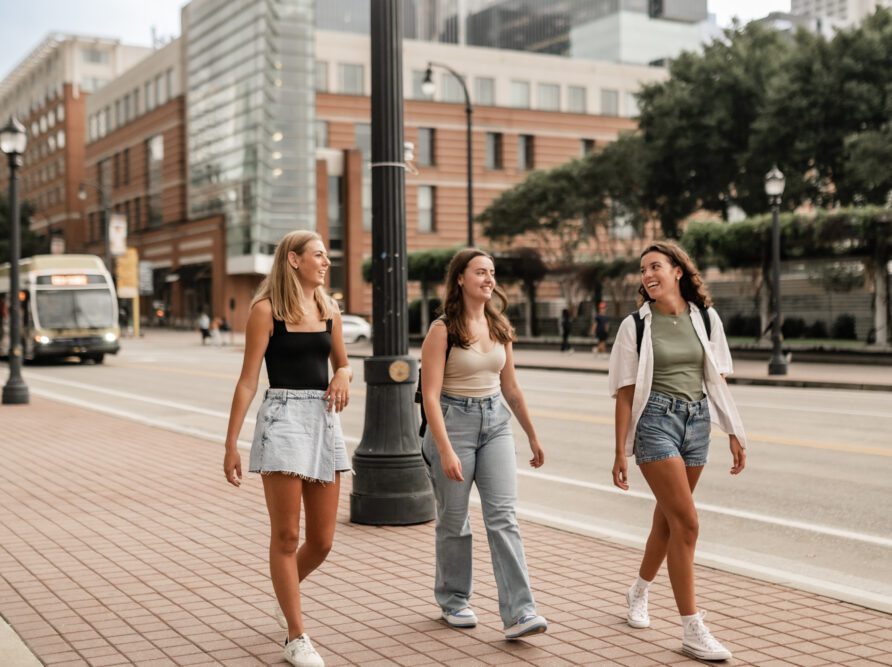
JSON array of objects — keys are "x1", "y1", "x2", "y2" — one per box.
[{"x1": 225, "y1": 381, "x2": 257, "y2": 450}]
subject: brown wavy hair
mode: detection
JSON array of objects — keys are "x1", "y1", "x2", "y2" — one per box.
[
  {"x1": 440, "y1": 249, "x2": 515, "y2": 347},
  {"x1": 638, "y1": 241, "x2": 712, "y2": 308},
  {"x1": 251, "y1": 230, "x2": 335, "y2": 322}
]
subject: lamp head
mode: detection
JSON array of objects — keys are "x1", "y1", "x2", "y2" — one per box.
[
  {"x1": 0, "y1": 116, "x2": 27, "y2": 155},
  {"x1": 421, "y1": 65, "x2": 435, "y2": 97},
  {"x1": 764, "y1": 164, "x2": 785, "y2": 198}
]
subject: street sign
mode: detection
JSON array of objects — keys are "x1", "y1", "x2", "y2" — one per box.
[
  {"x1": 116, "y1": 248, "x2": 139, "y2": 298},
  {"x1": 109, "y1": 214, "x2": 128, "y2": 257},
  {"x1": 139, "y1": 261, "x2": 154, "y2": 295}
]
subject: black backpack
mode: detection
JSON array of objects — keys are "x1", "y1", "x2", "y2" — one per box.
[
  {"x1": 632, "y1": 303, "x2": 712, "y2": 355},
  {"x1": 414, "y1": 319, "x2": 455, "y2": 437}
]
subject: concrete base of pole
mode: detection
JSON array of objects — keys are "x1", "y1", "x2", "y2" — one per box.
[
  {"x1": 768, "y1": 359, "x2": 789, "y2": 375},
  {"x1": 2, "y1": 377, "x2": 30, "y2": 404},
  {"x1": 350, "y1": 356, "x2": 434, "y2": 525}
]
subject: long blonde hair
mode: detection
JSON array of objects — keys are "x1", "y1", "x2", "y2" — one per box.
[
  {"x1": 251, "y1": 231, "x2": 335, "y2": 322},
  {"x1": 441, "y1": 248, "x2": 515, "y2": 347}
]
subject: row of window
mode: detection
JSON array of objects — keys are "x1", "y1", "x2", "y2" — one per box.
[
  {"x1": 31, "y1": 186, "x2": 64, "y2": 211},
  {"x1": 29, "y1": 105, "x2": 64, "y2": 137},
  {"x1": 22, "y1": 130, "x2": 66, "y2": 166},
  {"x1": 316, "y1": 59, "x2": 636, "y2": 116},
  {"x1": 87, "y1": 69, "x2": 174, "y2": 142},
  {"x1": 23, "y1": 157, "x2": 65, "y2": 191}
]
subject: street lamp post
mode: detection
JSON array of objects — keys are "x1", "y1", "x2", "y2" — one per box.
[
  {"x1": 78, "y1": 181, "x2": 112, "y2": 272},
  {"x1": 2, "y1": 116, "x2": 30, "y2": 405},
  {"x1": 350, "y1": 0, "x2": 435, "y2": 525},
  {"x1": 422, "y1": 63, "x2": 474, "y2": 248},
  {"x1": 765, "y1": 164, "x2": 787, "y2": 376}
]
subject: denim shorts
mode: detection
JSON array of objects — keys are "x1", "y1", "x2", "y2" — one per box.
[
  {"x1": 249, "y1": 389, "x2": 351, "y2": 483},
  {"x1": 634, "y1": 391, "x2": 711, "y2": 467}
]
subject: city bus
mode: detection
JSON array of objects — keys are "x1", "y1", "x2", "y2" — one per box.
[{"x1": 0, "y1": 254, "x2": 120, "y2": 363}]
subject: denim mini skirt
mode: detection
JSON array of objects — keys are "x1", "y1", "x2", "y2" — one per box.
[{"x1": 249, "y1": 388, "x2": 351, "y2": 483}]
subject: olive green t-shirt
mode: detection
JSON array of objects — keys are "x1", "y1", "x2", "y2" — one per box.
[{"x1": 650, "y1": 307, "x2": 705, "y2": 401}]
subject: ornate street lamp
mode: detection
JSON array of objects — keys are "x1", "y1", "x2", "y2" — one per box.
[
  {"x1": 422, "y1": 62, "x2": 474, "y2": 248},
  {"x1": 1, "y1": 116, "x2": 30, "y2": 405},
  {"x1": 765, "y1": 164, "x2": 787, "y2": 376},
  {"x1": 350, "y1": 0, "x2": 434, "y2": 525}
]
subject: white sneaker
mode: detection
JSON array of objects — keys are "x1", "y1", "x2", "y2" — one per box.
[
  {"x1": 275, "y1": 603, "x2": 287, "y2": 629},
  {"x1": 682, "y1": 611, "x2": 732, "y2": 661},
  {"x1": 283, "y1": 633, "x2": 325, "y2": 667},
  {"x1": 626, "y1": 584, "x2": 650, "y2": 628},
  {"x1": 442, "y1": 607, "x2": 478, "y2": 628},
  {"x1": 504, "y1": 614, "x2": 548, "y2": 640}
]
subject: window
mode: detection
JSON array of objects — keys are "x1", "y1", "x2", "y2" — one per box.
[
  {"x1": 156, "y1": 74, "x2": 168, "y2": 106},
  {"x1": 123, "y1": 148, "x2": 130, "y2": 185},
  {"x1": 133, "y1": 197, "x2": 142, "y2": 230},
  {"x1": 338, "y1": 64, "x2": 364, "y2": 95},
  {"x1": 315, "y1": 120, "x2": 328, "y2": 148},
  {"x1": 485, "y1": 132, "x2": 503, "y2": 169},
  {"x1": 82, "y1": 48, "x2": 108, "y2": 64},
  {"x1": 518, "y1": 135, "x2": 534, "y2": 171},
  {"x1": 57, "y1": 105, "x2": 64, "y2": 122},
  {"x1": 165, "y1": 68, "x2": 173, "y2": 100},
  {"x1": 475, "y1": 77, "x2": 495, "y2": 106},
  {"x1": 417, "y1": 128, "x2": 435, "y2": 167},
  {"x1": 145, "y1": 81, "x2": 154, "y2": 111},
  {"x1": 56, "y1": 130, "x2": 65, "y2": 149},
  {"x1": 47, "y1": 109, "x2": 55, "y2": 127},
  {"x1": 315, "y1": 61, "x2": 329, "y2": 92},
  {"x1": 581, "y1": 138, "x2": 596, "y2": 156},
  {"x1": 510, "y1": 80, "x2": 530, "y2": 108},
  {"x1": 537, "y1": 83, "x2": 560, "y2": 111},
  {"x1": 442, "y1": 73, "x2": 465, "y2": 103},
  {"x1": 624, "y1": 91, "x2": 639, "y2": 117},
  {"x1": 113, "y1": 153, "x2": 120, "y2": 189},
  {"x1": 114, "y1": 99, "x2": 122, "y2": 128},
  {"x1": 417, "y1": 186, "x2": 435, "y2": 233},
  {"x1": 568, "y1": 86, "x2": 587, "y2": 113},
  {"x1": 601, "y1": 89, "x2": 619, "y2": 116},
  {"x1": 123, "y1": 94, "x2": 131, "y2": 123},
  {"x1": 355, "y1": 123, "x2": 371, "y2": 230},
  {"x1": 146, "y1": 135, "x2": 164, "y2": 227},
  {"x1": 412, "y1": 70, "x2": 433, "y2": 100},
  {"x1": 132, "y1": 88, "x2": 140, "y2": 116}
]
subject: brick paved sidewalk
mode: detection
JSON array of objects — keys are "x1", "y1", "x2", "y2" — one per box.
[{"x1": 1, "y1": 398, "x2": 890, "y2": 666}]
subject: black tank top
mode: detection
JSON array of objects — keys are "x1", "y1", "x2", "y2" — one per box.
[{"x1": 265, "y1": 318, "x2": 332, "y2": 390}]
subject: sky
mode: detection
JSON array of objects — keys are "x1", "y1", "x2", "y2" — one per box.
[{"x1": 0, "y1": 0, "x2": 791, "y2": 80}]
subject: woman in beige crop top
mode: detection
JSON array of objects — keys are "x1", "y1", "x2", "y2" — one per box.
[{"x1": 419, "y1": 248, "x2": 548, "y2": 640}]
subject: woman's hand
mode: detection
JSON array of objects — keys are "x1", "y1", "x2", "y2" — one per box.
[
  {"x1": 223, "y1": 447, "x2": 242, "y2": 487},
  {"x1": 612, "y1": 454, "x2": 629, "y2": 490},
  {"x1": 729, "y1": 435, "x2": 746, "y2": 475},
  {"x1": 528, "y1": 439, "x2": 545, "y2": 468},
  {"x1": 324, "y1": 368, "x2": 350, "y2": 412},
  {"x1": 440, "y1": 448, "x2": 464, "y2": 482}
]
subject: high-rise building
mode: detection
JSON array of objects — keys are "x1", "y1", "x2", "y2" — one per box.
[
  {"x1": 791, "y1": 0, "x2": 891, "y2": 25},
  {"x1": 182, "y1": 0, "x2": 317, "y2": 275},
  {"x1": 0, "y1": 34, "x2": 151, "y2": 253}
]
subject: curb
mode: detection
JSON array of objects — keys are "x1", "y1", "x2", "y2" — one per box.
[{"x1": 0, "y1": 619, "x2": 41, "y2": 667}]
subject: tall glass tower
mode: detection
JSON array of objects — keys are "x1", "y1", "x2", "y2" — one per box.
[{"x1": 184, "y1": 0, "x2": 316, "y2": 269}]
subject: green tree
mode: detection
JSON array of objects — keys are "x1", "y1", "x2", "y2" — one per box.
[
  {"x1": 492, "y1": 247, "x2": 548, "y2": 337},
  {"x1": 408, "y1": 247, "x2": 458, "y2": 333},
  {"x1": 0, "y1": 197, "x2": 48, "y2": 264}
]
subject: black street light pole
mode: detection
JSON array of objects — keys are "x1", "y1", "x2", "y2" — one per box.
[
  {"x1": 2, "y1": 116, "x2": 30, "y2": 405},
  {"x1": 765, "y1": 165, "x2": 788, "y2": 376},
  {"x1": 78, "y1": 181, "x2": 112, "y2": 273},
  {"x1": 350, "y1": 0, "x2": 434, "y2": 525},
  {"x1": 422, "y1": 63, "x2": 473, "y2": 247}
]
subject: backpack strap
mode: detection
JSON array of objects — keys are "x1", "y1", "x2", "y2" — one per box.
[{"x1": 697, "y1": 303, "x2": 711, "y2": 340}]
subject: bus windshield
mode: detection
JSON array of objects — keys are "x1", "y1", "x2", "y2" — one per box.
[{"x1": 35, "y1": 289, "x2": 115, "y2": 329}]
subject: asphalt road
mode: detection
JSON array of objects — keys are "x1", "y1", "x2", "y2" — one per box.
[{"x1": 18, "y1": 330, "x2": 892, "y2": 614}]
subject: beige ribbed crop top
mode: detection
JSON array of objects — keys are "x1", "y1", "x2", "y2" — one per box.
[{"x1": 441, "y1": 341, "x2": 506, "y2": 398}]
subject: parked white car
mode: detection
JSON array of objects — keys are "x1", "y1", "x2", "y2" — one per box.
[{"x1": 341, "y1": 314, "x2": 372, "y2": 343}]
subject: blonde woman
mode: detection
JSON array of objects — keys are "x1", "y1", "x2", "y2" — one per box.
[
  {"x1": 420, "y1": 248, "x2": 548, "y2": 640},
  {"x1": 223, "y1": 231, "x2": 352, "y2": 667},
  {"x1": 609, "y1": 241, "x2": 746, "y2": 662}
]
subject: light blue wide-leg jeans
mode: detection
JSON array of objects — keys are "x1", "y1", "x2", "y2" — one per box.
[{"x1": 422, "y1": 392, "x2": 538, "y2": 628}]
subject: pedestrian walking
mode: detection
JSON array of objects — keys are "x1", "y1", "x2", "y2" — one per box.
[
  {"x1": 560, "y1": 308, "x2": 573, "y2": 353},
  {"x1": 198, "y1": 310, "x2": 211, "y2": 345},
  {"x1": 223, "y1": 230, "x2": 353, "y2": 667},
  {"x1": 608, "y1": 241, "x2": 747, "y2": 662},
  {"x1": 420, "y1": 248, "x2": 548, "y2": 640},
  {"x1": 593, "y1": 301, "x2": 610, "y2": 356}
]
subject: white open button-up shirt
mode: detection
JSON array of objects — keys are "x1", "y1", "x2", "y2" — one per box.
[{"x1": 608, "y1": 302, "x2": 748, "y2": 458}]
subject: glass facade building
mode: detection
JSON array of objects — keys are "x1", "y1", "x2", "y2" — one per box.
[{"x1": 185, "y1": 0, "x2": 316, "y2": 263}]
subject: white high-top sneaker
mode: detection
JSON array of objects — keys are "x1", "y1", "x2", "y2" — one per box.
[
  {"x1": 682, "y1": 611, "x2": 732, "y2": 661},
  {"x1": 626, "y1": 583, "x2": 650, "y2": 628}
]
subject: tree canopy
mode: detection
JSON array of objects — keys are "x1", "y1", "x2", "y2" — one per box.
[{"x1": 0, "y1": 197, "x2": 48, "y2": 265}]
